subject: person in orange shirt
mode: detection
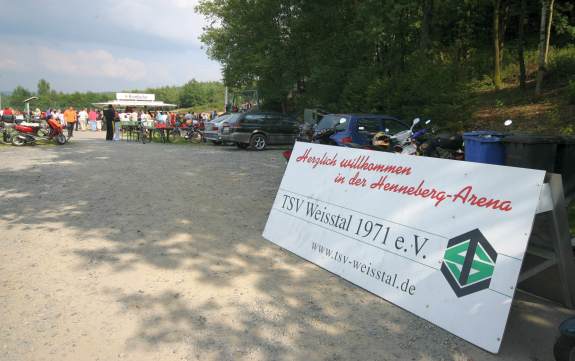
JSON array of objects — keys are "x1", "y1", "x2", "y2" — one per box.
[{"x1": 63, "y1": 107, "x2": 77, "y2": 138}]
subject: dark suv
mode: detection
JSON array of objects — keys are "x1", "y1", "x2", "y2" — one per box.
[{"x1": 220, "y1": 112, "x2": 299, "y2": 150}]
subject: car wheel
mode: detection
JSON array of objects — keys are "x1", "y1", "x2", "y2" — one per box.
[
  {"x1": 236, "y1": 142, "x2": 249, "y2": 149},
  {"x1": 211, "y1": 140, "x2": 222, "y2": 145},
  {"x1": 250, "y1": 134, "x2": 267, "y2": 151},
  {"x1": 554, "y1": 335, "x2": 575, "y2": 361}
]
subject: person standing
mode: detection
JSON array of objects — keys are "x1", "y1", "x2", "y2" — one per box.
[
  {"x1": 103, "y1": 105, "x2": 115, "y2": 141},
  {"x1": 78, "y1": 108, "x2": 88, "y2": 130},
  {"x1": 96, "y1": 110, "x2": 103, "y2": 131},
  {"x1": 63, "y1": 107, "x2": 77, "y2": 138},
  {"x1": 113, "y1": 110, "x2": 121, "y2": 141},
  {"x1": 88, "y1": 108, "x2": 98, "y2": 131}
]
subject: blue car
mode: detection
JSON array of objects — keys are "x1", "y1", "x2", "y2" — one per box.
[{"x1": 314, "y1": 114, "x2": 409, "y2": 146}]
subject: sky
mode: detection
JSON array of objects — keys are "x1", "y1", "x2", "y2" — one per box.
[{"x1": 0, "y1": 0, "x2": 222, "y2": 93}]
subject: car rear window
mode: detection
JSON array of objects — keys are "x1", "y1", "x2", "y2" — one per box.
[
  {"x1": 244, "y1": 114, "x2": 269, "y2": 124},
  {"x1": 225, "y1": 113, "x2": 242, "y2": 124},
  {"x1": 212, "y1": 114, "x2": 231, "y2": 124},
  {"x1": 316, "y1": 115, "x2": 348, "y2": 131}
]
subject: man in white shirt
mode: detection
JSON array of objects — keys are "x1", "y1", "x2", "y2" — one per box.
[{"x1": 78, "y1": 108, "x2": 88, "y2": 130}]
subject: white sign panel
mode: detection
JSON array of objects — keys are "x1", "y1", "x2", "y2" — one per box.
[
  {"x1": 263, "y1": 142, "x2": 545, "y2": 353},
  {"x1": 115, "y1": 93, "x2": 155, "y2": 101}
]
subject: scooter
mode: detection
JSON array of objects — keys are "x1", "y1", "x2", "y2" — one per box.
[
  {"x1": 393, "y1": 119, "x2": 433, "y2": 155},
  {"x1": 11, "y1": 117, "x2": 67, "y2": 146}
]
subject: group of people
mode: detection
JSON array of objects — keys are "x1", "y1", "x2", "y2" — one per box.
[
  {"x1": 2, "y1": 105, "x2": 225, "y2": 142},
  {"x1": 100, "y1": 106, "x2": 222, "y2": 141}
]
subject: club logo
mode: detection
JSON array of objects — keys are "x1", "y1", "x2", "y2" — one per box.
[{"x1": 441, "y1": 229, "x2": 497, "y2": 297}]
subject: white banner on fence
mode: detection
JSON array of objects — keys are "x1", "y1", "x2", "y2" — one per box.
[{"x1": 263, "y1": 142, "x2": 545, "y2": 353}]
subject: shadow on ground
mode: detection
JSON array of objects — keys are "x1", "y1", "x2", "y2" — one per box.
[{"x1": 0, "y1": 138, "x2": 571, "y2": 360}]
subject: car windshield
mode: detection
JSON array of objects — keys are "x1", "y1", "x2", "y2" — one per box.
[{"x1": 316, "y1": 115, "x2": 348, "y2": 131}]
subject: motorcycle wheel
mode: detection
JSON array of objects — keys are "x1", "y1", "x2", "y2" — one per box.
[
  {"x1": 554, "y1": 335, "x2": 575, "y2": 361},
  {"x1": 55, "y1": 134, "x2": 67, "y2": 145},
  {"x1": 11, "y1": 136, "x2": 26, "y2": 146},
  {"x1": 189, "y1": 131, "x2": 203, "y2": 144}
]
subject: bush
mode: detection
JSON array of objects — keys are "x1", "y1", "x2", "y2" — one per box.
[
  {"x1": 568, "y1": 80, "x2": 575, "y2": 105},
  {"x1": 547, "y1": 46, "x2": 575, "y2": 85}
]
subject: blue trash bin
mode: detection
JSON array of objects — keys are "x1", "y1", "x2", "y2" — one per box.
[{"x1": 463, "y1": 131, "x2": 506, "y2": 165}]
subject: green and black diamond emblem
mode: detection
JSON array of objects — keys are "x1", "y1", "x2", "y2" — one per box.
[{"x1": 441, "y1": 229, "x2": 497, "y2": 297}]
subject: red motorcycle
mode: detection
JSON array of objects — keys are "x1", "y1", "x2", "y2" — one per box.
[{"x1": 11, "y1": 118, "x2": 67, "y2": 146}]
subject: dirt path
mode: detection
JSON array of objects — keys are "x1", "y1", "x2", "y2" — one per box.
[{"x1": 0, "y1": 132, "x2": 572, "y2": 361}]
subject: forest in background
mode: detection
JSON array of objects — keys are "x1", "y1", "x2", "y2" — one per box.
[
  {"x1": 197, "y1": 0, "x2": 575, "y2": 133},
  {"x1": 1, "y1": 79, "x2": 225, "y2": 113}
]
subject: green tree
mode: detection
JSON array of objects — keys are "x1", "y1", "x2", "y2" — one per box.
[
  {"x1": 9, "y1": 86, "x2": 33, "y2": 109},
  {"x1": 37, "y1": 79, "x2": 53, "y2": 109}
]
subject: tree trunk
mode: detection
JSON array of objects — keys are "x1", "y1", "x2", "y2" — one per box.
[
  {"x1": 518, "y1": 0, "x2": 527, "y2": 90},
  {"x1": 544, "y1": 0, "x2": 555, "y2": 63},
  {"x1": 493, "y1": 0, "x2": 502, "y2": 89},
  {"x1": 420, "y1": 0, "x2": 433, "y2": 50},
  {"x1": 535, "y1": 0, "x2": 549, "y2": 95}
]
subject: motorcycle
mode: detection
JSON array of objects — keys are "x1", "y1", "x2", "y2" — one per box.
[
  {"x1": 418, "y1": 119, "x2": 513, "y2": 160},
  {"x1": 11, "y1": 117, "x2": 67, "y2": 146},
  {"x1": 418, "y1": 132, "x2": 464, "y2": 160}
]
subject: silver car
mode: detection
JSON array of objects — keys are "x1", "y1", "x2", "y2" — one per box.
[{"x1": 204, "y1": 114, "x2": 231, "y2": 145}]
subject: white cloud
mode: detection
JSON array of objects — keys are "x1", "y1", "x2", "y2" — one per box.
[
  {"x1": 104, "y1": 0, "x2": 207, "y2": 46},
  {"x1": 0, "y1": 58, "x2": 20, "y2": 70},
  {"x1": 0, "y1": 0, "x2": 222, "y2": 92},
  {"x1": 38, "y1": 48, "x2": 149, "y2": 81}
]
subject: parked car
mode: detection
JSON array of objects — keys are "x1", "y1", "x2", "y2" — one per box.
[
  {"x1": 204, "y1": 114, "x2": 232, "y2": 145},
  {"x1": 220, "y1": 112, "x2": 299, "y2": 150},
  {"x1": 314, "y1": 114, "x2": 409, "y2": 146}
]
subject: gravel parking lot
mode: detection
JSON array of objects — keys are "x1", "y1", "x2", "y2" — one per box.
[{"x1": 0, "y1": 132, "x2": 572, "y2": 361}]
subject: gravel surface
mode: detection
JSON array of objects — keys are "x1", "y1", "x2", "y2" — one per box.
[{"x1": 0, "y1": 132, "x2": 572, "y2": 361}]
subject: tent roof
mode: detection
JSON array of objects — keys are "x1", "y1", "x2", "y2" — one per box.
[{"x1": 92, "y1": 100, "x2": 177, "y2": 108}]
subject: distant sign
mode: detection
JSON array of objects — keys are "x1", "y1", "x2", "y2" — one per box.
[
  {"x1": 115, "y1": 93, "x2": 155, "y2": 101},
  {"x1": 263, "y1": 142, "x2": 545, "y2": 353}
]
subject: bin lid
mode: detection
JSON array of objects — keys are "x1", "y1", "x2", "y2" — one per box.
[
  {"x1": 559, "y1": 136, "x2": 575, "y2": 144},
  {"x1": 463, "y1": 131, "x2": 506, "y2": 143},
  {"x1": 502, "y1": 134, "x2": 562, "y2": 144}
]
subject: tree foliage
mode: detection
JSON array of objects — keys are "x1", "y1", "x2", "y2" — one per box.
[
  {"x1": 2, "y1": 80, "x2": 224, "y2": 111},
  {"x1": 197, "y1": 0, "x2": 575, "y2": 125}
]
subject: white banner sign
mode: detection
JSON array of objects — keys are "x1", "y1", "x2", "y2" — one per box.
[
  {"x1": 263, "y1": 142, "x2": 545, "y2": 353},
  {"x1": 115, "y1": 93, "x2": 155, "y2": 101}
]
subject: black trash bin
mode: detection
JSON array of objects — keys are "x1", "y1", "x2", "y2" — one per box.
[
  {"x1": 503, "y1": 135, "x2": 561, "y2": 172},
  {"x1": 556, "y1": 136, "x2": 575, "y2": 201}
]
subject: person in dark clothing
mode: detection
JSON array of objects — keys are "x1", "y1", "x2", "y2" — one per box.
[{"x1": 103, "y1": 105, "x2": 116, "y2": 141}]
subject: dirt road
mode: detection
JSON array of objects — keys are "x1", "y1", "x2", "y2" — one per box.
[{"x1": 0, "y1": 132, "x2": 571, "y2": 360}]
